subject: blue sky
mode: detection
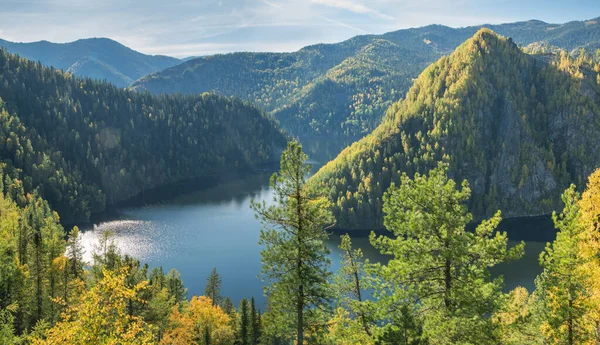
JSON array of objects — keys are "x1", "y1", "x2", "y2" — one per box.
[{"x1": 0, "y1": 0, "x2": 598, "y2": 58}]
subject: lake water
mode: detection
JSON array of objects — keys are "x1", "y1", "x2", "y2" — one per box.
[{"x1": 79, "y1": 138, "x2": 550, "y2": 309}]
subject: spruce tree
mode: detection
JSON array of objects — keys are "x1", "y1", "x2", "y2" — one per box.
[
  {"x1": 249, "y1": 297, "x2": 261, "y2": 345},
  {"x1": 205, "y1": 267, "x2": 222, "y2": 307},
  {"x1": 238, "y1": 298, "x2": 249, "y2": 345}
]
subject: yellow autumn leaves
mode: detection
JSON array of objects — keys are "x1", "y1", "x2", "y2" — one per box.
[{"x1": 32, "y1": 269, "x2": 234, "y2": 345}]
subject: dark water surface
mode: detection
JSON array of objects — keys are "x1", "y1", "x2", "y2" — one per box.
[{"x1": 80, "y1": 138, "x2": 550, "y2": 309}]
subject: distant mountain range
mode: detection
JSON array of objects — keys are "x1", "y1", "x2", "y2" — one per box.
[
  {"x1": 0, "y1": 37, "x2": 181, "y2": 87},
  {"x1": 132, "y1": 17, "x2": 600, "y2": 137},
  {"x1": 1, "y1": 18, "x2": 599, "y2": 138}
]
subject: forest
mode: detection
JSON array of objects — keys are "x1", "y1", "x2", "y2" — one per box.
[
  {"x1": 310, "y1": 29, "x2": 600, "y2": 230},
  {"x1": 2, "y1": 139, "x2": 600, "y2": 345},
  {"x1": 0, "y1": 49, "x2": 286, "y2": 224},
  {"x1": 132, "y1": 17, "x2": 600, "y2": 137}
]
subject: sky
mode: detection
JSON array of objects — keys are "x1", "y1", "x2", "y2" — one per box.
[{"x1": 0, "y1": 0, "x2": 599, "y2": 58}]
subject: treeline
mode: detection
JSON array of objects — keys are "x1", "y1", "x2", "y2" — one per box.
[
  {"x1": 132, "y1": 18, "x2": 600, "y2": 137},
  {"x1": 0, "y1": 49, "x2": 286, "y2": 223},
  {"x1": 310, "y1": 29, "x2": 600, "y2": 229}
]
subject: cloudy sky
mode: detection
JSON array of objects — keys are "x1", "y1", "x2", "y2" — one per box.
[{"x1": 0, "y1": 0, "x2": 598, "y2": 58}]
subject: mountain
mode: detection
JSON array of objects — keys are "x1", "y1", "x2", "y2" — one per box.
[
  {"x1": 131, "y1": 18, "x2": 600, "y2": 137},
  {"x1": 0, "y1": 37, "x2": 181, "y2": 87},
  {"x1": 0, "y1": 49, "x2": 286, "y2": 223},
  {"x1": 309, "y1": 29, "x2": 600, "y2": 229}
]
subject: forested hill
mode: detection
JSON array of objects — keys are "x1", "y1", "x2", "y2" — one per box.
[
  {"x1": 309, "y1": 28, "x2": 600, "y2": 229},
  {"x1": 131, "y1": 17, "x2": 600, "y2": 137},
  {"x1": 0, "y1": 37, "x2": 181, "y2": 87},
  {"x1": 0, "y1": 49, "x2": 286, "y2": 224}
]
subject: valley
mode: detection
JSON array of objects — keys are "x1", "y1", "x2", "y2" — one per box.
[{"x1": 1, "y1": 9, "x2": 600, "y2": 345}]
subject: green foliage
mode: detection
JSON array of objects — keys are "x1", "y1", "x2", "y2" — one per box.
[
  {"x1": 369, "y1": 164, "x2": 524, "y2": 344},
  {"x1": 0, "y1": 49, "x2": 286, "y2": 223},
  {"x1": 251, "y1": 140, "x2": 335, "y2": 344},
  {"x1": 311, "y1": 28, "x2": 600, "y2": 229}
]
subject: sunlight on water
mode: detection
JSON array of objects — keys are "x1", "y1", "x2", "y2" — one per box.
[{"x1": 79, "y1": 219, "x2": 173, "y2": 263}]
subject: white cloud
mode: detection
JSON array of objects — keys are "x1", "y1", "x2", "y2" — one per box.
[
  {"x1": 0, "y1": 0, "x2": 597, "y2": 57},
  {"x1": 310, "y1": 0, "x2": 395, "y2": 20}
]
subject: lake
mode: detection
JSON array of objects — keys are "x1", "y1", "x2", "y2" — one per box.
[{"x1": 79, "y1": 138, "x2": 550, "y2": 310}]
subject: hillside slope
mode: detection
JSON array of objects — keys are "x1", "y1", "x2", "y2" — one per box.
[
  {"x1": 132, "y1": 18, "x2": 600, "y2": 137},
  {"x1": 309, "y1": 29, "x2": 600, "y2": 229},
  {"x1": 0, "y1": 50, "x2": 286, "y2": 223},
  {"x1": 0, "y1": 38, "x2": 181, "y2": 87}
]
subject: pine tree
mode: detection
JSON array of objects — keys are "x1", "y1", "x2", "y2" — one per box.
[
  {"x1": 371, "y1": 163, "x2": 523, "y2": 344},
  {"x1": 333, "y1": 234, "x2": 373, "y2": 340},
  {"x1": 251, "y1": 140, "x2": 335, "y2": 344},
  {"x1": 205, "y1": 268, "x2": 222, "y2": 307}
]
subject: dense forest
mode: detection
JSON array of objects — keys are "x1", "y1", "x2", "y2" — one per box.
[
  {"x1": 0, "y1": 49, "x2": 286, "y2": 223},
  {"x1": 3, "y1": 141, "x2": 600, "y2": 345},
  {"x1": 132, "y1": 17, "x2": 600, "y2": 137},
  {"x1": 310, "y1": 29, "x2": 600, "y2": 229},
  {"x1": 0, "y1": 38, "x2": 181, "y2": 87}
]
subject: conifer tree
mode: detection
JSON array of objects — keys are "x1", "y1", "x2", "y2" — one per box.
[
  {"x1": 535, "y1": 184, "x2": 594, "y2": 344},
  {"x1": 249, "y1": 297, "x2": 261, "y2": 345},
  {"x1": 251, "y1": 140, "x2": 334, "y2": 344},
  {"x1": 371, "y1": 163, "x2": 523, "y2": 344},
  {"x1": 166, "y1": 269, "x2": 187, "y2": 304},
  {"x1": 205, "y1": 268, "x2": 222, "y2": 307},
  {"x1": 66, "y1": 226, "x2": 85, "y2": 280},
  {"x1": 238, "y1": 298, "x2": 249, "y2": 345}
]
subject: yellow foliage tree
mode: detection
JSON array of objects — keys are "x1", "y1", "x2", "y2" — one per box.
[
  {"x1": 493, "y1": 287, "x2": 543, "y2": 345},
  {"x1": 160, "y1": 295, "x2": 234, "y2": 345},
  {"x1": 32, "y1": 268, "x2": 156, "y2": 345},
  {"x1": 325, "y1": 308, "x2": 374, "y2": 345},
  {"x1": 578, "y1": 168, "x2": 600, "y2": 340}
]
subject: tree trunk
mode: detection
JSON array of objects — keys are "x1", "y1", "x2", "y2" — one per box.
[
  {"x1": 297, "y1": 284, "x2": 304, "y2": 345},
  {"x1": 347, "y1": 247, "x2": 371, "y2": 336},
  {"x1": 444, "y1": 257, "x2": 451, "y2": 310},
  {"x1": 295, "y1": 162, "x2": 304, "y2": 345},
  {"x1": 35, "y1": 237, "x2": 43, "y2": 321}
]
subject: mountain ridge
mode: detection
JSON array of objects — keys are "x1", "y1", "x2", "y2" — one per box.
[
  {"x1": 0, "y1": 37, "x2": 181, "y2": 87},
  {"x1": 309, "y1": 28, "x2": 600, "y2": 229},
  {"x1": 131, "y1": 17, "x2": 600, "y2": 137},
  {"x1": 0, "y1": 49, "x2": 285, "y2": 223}
]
